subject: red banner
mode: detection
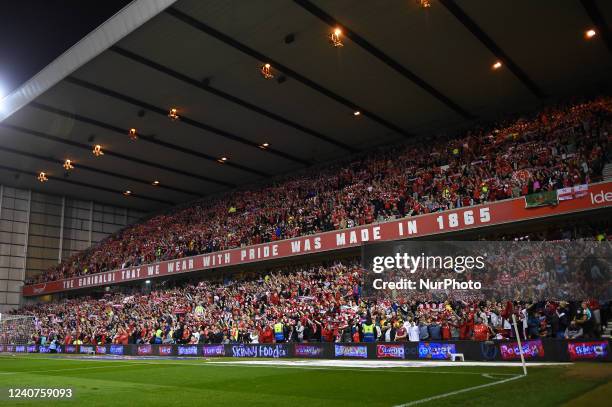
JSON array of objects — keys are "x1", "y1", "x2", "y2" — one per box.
[{"x1": 23, "y1": 182, "x2": 612, "y2": 296}]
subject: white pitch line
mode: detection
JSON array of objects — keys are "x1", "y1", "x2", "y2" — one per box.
[
  {"x1": 0, "y1": 356, "x2": 519, "y2": 376},
  {"x1": 0, "y1": 355, "x2": 566, "y2": 378},
  {"x1": 393, "y1": 374, "x2": 524, "y2": 406},
  {"x1": 199, "y1": 361, "x2": 519, "y2": 376},
  {"x1": 198, "y1": 359, "x2": 568, "y2": 368},
  {"x1": 69, "y1": 359, "x2": 521, "y2": 377},
  {"x1": 0, "y1": 355, "x2": 572, "y2": 368}
]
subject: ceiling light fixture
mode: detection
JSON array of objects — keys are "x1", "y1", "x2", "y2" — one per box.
[
  {"x1": 260, "y1": 63, "x2": 274, "y2": 79},
  {"x1": 259, "y1": 142, "x2": 270, "y2": 149},
  {"x1": 585, "y1": 29, "x2": 596, "y2": 39},
  {"x1": 123, "y1": 190, "x2": 132, "y2": 196},
  {"x1": 492, "y1": 61, "x2": 502, "y2": 70},
  {"x1": 218, "y1": 157, "x2": 228, "y2": 164},
  {"x1": 129, "y1": 128, "x2": 138, "y2": 140},
  {"x1": 92, "y1": 144, "x2": 104, "y2": 156},
  {"x1": 63, "y1": 159, "x2": 74, "y2": 171},
  {"x1": 353, "y1": 110, "x2": 361, "y2": 116},
  {"x1": 152, "y1": 180, "x2": 160, "y2": 186},
  {"x1": 329, "y1": 27, "x2": 343, "y2": 47},
  {"x1": 418, "y1": 0, "x2": 432, "y2": 8},
  {"x1": 37, "y1": 172, "x2": 48, "y2": 183},
  {"x1": 168, "y1": 108, "x2": 179, "y2": 121}
]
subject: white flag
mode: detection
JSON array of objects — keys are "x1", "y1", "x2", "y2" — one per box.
[{"x1": 557, "y1": 187, "x2": 573, "y2": 201}]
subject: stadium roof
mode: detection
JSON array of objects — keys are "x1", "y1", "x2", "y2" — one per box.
[{"x1": 1, "y1": 0, "x2": 611, "y2": 212}]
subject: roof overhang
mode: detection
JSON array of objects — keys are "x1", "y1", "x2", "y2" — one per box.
[{"x1": 0, "y1": 0, "x2": 177, "y2": 122}]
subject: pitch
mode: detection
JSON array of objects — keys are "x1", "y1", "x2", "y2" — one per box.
[{"x1": 1, "y1": 355, "x2": 610, "y2": 406}]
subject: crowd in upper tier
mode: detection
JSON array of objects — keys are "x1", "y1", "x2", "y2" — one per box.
[{"x1": 29, "y1": 98, "x2": 611, "y2": 284}]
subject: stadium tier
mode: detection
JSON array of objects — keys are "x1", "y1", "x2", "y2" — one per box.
[
  {"x1": 22, "y1": 97, "x2": 611, "y2": 290},
  {"x1": 10, "y1": 258, "x2": 612, "y2": 347}
]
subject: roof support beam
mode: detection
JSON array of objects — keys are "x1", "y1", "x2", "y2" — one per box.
[
  {"x1": 165, "y1": 6, "x2": 414, "y2": 138},
  {"x1": 0, "y1": 0, "x2": 177, "y2": 123},
  {"x1": 0, "y1": 144, "x2": 200, "y2": 198},
  {"x1": 0, "y1": 164, "x2": 173, "y2": 206},
  {"x1": 293, "y1": 0, "x2": 473, "y2": 120},
  {"x1": 110, "y1": 46, "x2": 357, "y2": 153},
  {"x1": 30, "y1": 101, "x2": 275, "y2": 178},
  {"x1": 64, "y1": 77, "x2": 308, "y2": 170},
  {"x1": 439, "y1": 0, "x2": 544, "y2": 99},
  {"x1": 0, "y1": 122, "x2": 234, "y2": 188}
]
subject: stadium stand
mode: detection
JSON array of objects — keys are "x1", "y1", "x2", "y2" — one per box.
[
  {"x1": 10, "y1": 96, "x2": 610, "y2": 350},
  {"x1": 27, "y1": 97, "x2": 611, "y2": 284},
  {"x1": 2, "y1": 2, "x2": 612, "y2": 405}
]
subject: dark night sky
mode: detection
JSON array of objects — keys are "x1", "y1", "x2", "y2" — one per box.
[{"x1": 0, "y1": 0, "x2": 131, "y2": 96}]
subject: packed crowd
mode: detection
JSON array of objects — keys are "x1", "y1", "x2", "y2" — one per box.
[
  {"x1": 29, "y1": 98, "x2": 611, "y2": 284},
  {"x1": 370, "y1": 239, "x2": 611, "y2": 302},
  {"x1": 12, "y1": 236, "x2": 610, "y2": 346}
]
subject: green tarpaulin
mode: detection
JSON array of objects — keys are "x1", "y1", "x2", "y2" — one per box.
[{"x1": 525, "y1": 190, "x2": 559, "y2": 208}]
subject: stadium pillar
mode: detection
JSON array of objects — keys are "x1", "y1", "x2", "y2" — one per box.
[
  {"x1": 0, "y1": 185, "x2": 3, "y2": 306},
  {"x1": 23, "y1": 190, "x2": 31, "y2": 274},
  {"x1": 21, "y1": 190, "x2": 31, "y2": 308},
  {"x1": 0, "y1": 185, "x2": 29, "y2": 311},
  {"x1": 88, "y1": 201, "x2": 93, "y2": 247},
  {"x1": 58, "y1": 196, "x2": 65, "y2": 263}
]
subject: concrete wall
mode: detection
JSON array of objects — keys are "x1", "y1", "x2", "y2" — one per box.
[{"x1": 0, "y1": 185, "x2": 146, "y2": 312}]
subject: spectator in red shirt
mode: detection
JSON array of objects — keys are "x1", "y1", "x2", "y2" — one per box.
[
  {"x1": 321, "y1": 324, "x2": 334, "y2": 342},
  {"x1": 260, "y1": 325, "x2": 274, "y2": 344},
  {"x1": 473, "y1": 322, "x2": 490, "y2": 341}
]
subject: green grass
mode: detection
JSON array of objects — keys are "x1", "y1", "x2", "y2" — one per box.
[{"x1": 0, "y1": 355, "x2": 609, "y2": 406}]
